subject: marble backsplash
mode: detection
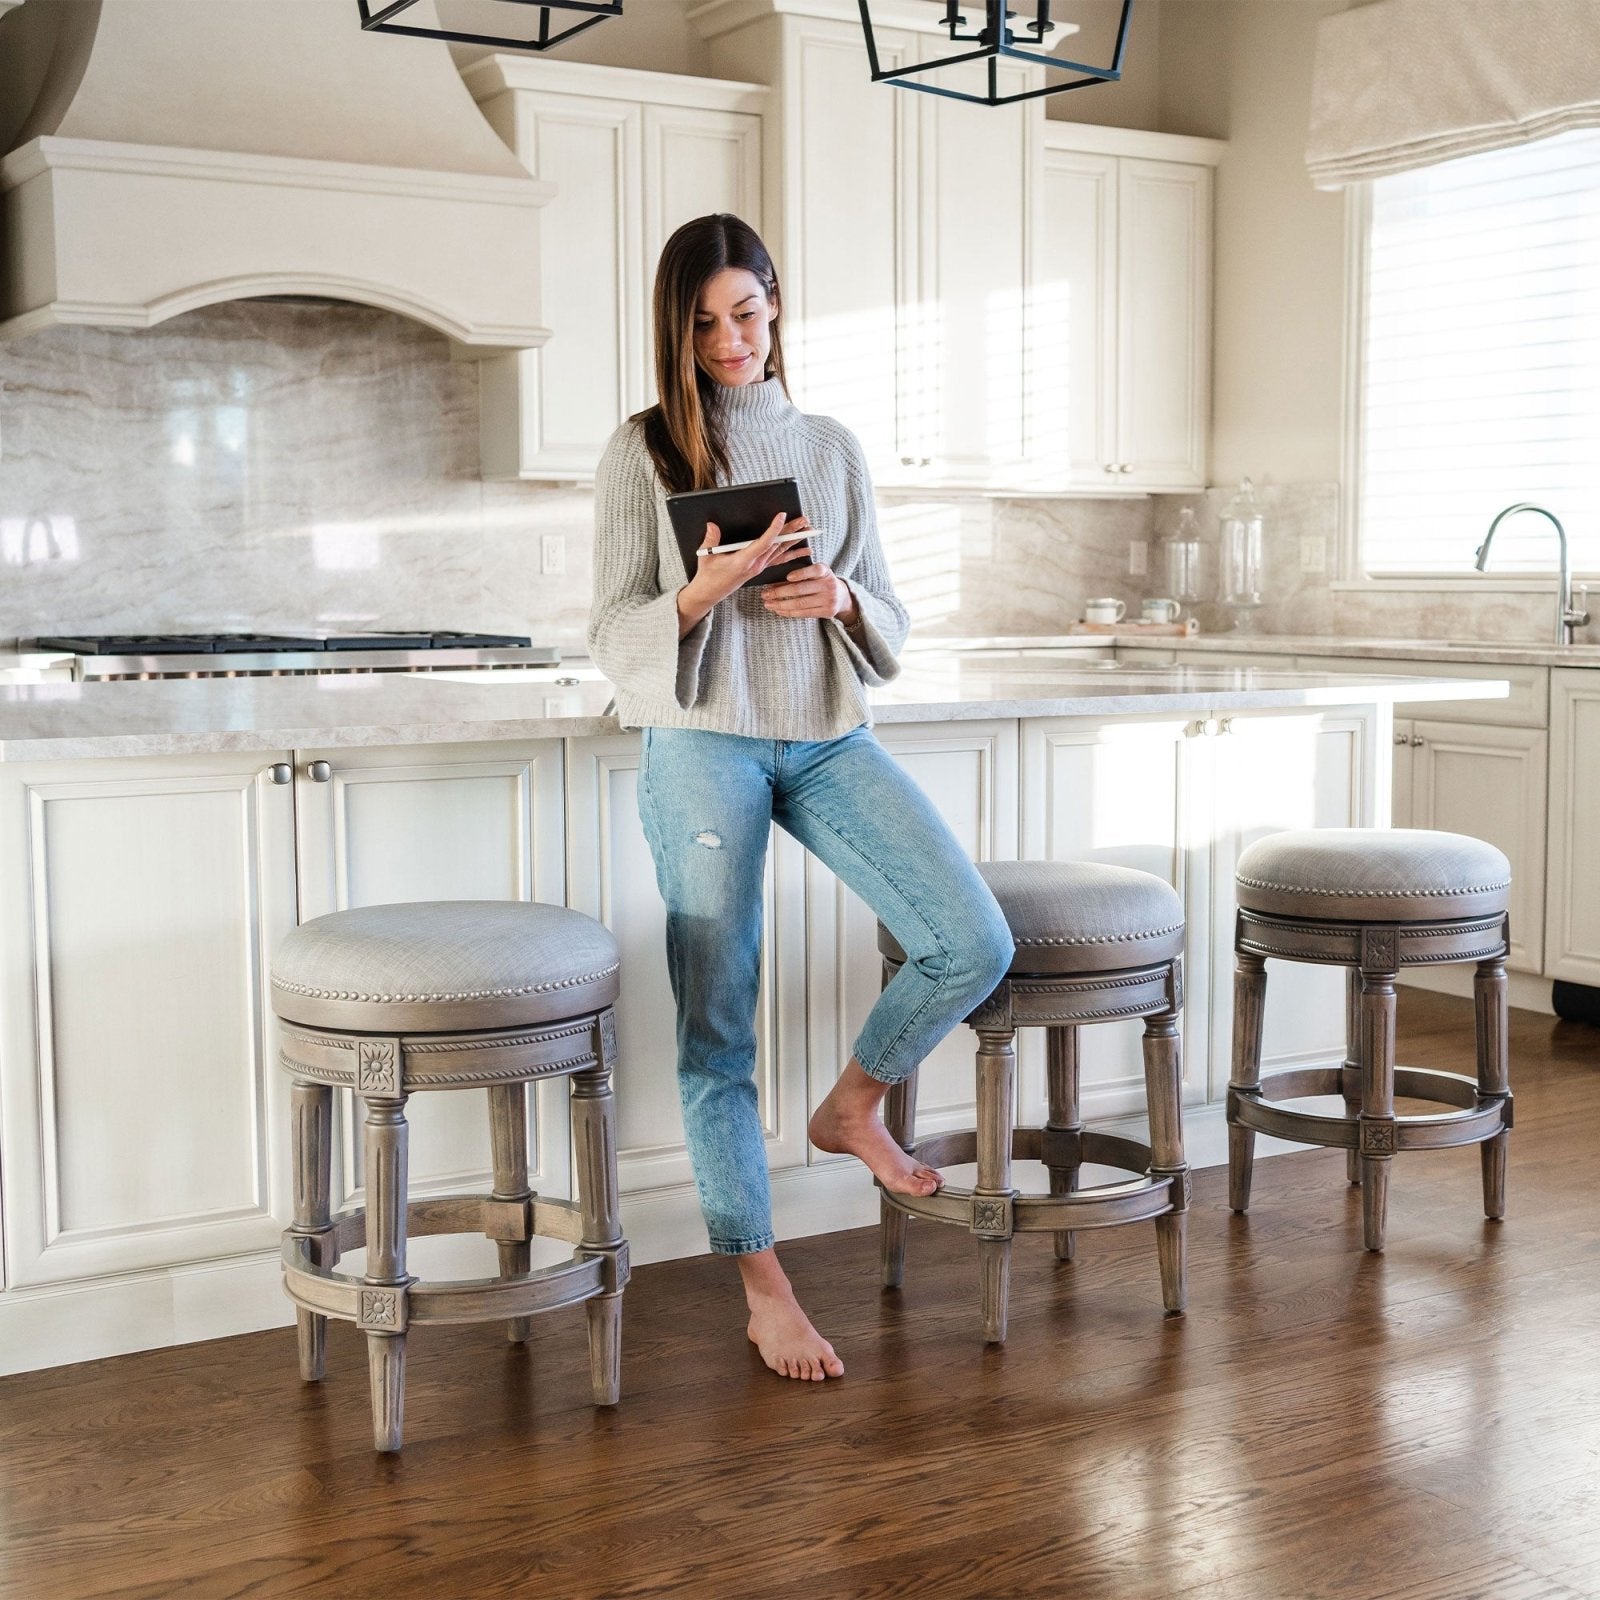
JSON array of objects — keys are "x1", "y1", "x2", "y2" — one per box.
[{"x1": 0, "y1": 298, "x2": 1570, "y2": 653}]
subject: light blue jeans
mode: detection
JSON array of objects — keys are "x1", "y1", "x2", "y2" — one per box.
[{"x1": 637, "y1": 723, "x2": 1016, "y2": 1256}]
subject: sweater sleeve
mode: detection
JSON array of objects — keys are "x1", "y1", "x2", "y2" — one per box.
[
  {"x1": 824, "y1": 428, "x2": 909, "y2": 686},
  {"x1": 586, "y1": 421, "x2": 713, "y2": 710}
]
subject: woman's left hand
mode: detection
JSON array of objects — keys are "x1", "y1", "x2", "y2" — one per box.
[{"x1": 760, "y1": 560, "x2": 858, "y2": 625}]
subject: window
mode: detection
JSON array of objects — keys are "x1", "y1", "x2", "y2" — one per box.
[{"x1": 1357, "y1": 129, "x2": 1600, "y2": 576}]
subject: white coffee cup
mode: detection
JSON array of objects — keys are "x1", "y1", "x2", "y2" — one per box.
[
  {"x1": 1141, "y1": 597, "x2": 1181, "y2": 624},
  {"x1": 1084, "y1": 597, "x2": 1126, "y2": 624}
]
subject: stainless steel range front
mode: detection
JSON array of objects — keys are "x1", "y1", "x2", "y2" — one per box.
[{"x1": 30, "y1": 632, "x2": 566, "y2": 683}]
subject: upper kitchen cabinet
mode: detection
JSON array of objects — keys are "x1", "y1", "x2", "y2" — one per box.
[
  {"x1": 1032, "y1": 124, "x2": 1221, "y2": 493},
  {"x1": 464, "y1": 58, "x2": 767, "y2": 481},
  {"x1": 693, "y1": 0, "x2": 1038, "y2": 492}
]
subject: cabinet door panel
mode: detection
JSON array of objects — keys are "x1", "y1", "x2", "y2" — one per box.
[
  {"x1": 1412, "y1": 721, "x2": 1546, "y2": 974},
  {"x1": 1391, "y1": 719, "x2": 1415, "y2": 830},
  {"x1": 790, "y1": 23, "x2": 914, "y2": 476},
  {"x1": 1033, "y1": 146, "x2": 1118, "y2": 491},
  {"x1": 1545, "y1": 671, "x2": 1600, "y2": 982},
  {"x1": 0, "y1": 755, "x2": 296, "y2": 1287},
  {"x1": 1020, "y1": 718, "x2": 1199, "y2": 1121},
  {"x1": 567, "y1": 735, "x2": 803, "y2": 1193},
  {"x1": 1211, "y1": 713, "x2": 1370, "y2": 1094},
  {"x1": 1117, "y1": 159, "x2": 1210, "y2": 489},
  {"x1": 805, "y1": 723, "x2": 1019, "y2": 1145},
  {"x1": 491, "y1": 95, "x2": 641, "y2": 477},
  {"x1": 295, "y1": 744, "x2": 568, "y2": 1207},
  {"x1": 914, "y1": 55, "x2": 1031, "y2": 486}
]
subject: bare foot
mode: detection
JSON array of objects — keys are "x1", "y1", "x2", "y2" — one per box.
[
  {"x1": 746, "y1": 1289, "x2": 845, "y2": 1381},
  {"x1": 808, "y1": 1094, "x2": 942, "y2": 1198}
]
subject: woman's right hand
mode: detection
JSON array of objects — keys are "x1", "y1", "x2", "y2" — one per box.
[{"x1": 685, "y1": 513, "x2": 812, "y2": 608}]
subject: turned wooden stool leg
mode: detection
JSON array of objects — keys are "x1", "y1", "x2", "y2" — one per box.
[
  {"x1": 488, "y1": 1082, "x2": 534, "y2": 1343},
  {"x1": 1142, "y1": 1003, "x2": 1188, "y2": 1314},
  {"x1": 1044, "y1": 1026, "x2": 1082, "y2": 1263},
  {"x1": 881, "y1": 1068, "x2": 918, "y2": 1288},
  {"x1": 574, "y1": 1010, "x2": 625, "y2": 1407},
  {"x1": 1358, "y1": 933, "x2": 1399, "y2": 1252},
  {"x1": 974, "y1": 1026, "x2": 1017, "y2": 1344},
  {"x1": 1475, "y1": 952, "x2": 1511, "y2": 1220},
  {"x1": 1342, "y1": 967, "x2": 1363, "y2": 1186},
  {"x1": 290, "y1": 1080, "x2": 333, "y2": 1382},
  {"x1": 1228, "y1": 949, "x2": 1268, "y2": 1213},
  {"x1": 362, "y1": 1089, "x2": 410, "y2": 1453}
]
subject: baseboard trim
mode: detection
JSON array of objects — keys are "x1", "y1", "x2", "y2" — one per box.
[{"x1": 1400, "y1": 966, "x2": 1553, "y2": 1014}]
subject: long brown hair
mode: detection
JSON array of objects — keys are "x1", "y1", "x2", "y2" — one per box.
[{"x1": 635, "y1": 213, "x2": 789, "y2": 494}]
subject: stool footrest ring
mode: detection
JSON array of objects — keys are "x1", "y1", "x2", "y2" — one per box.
[
  {"x1": 883, "y1": 1126, "x2": 1187, "y2": 1234},
  {"x1": 1229, "y1": 1064, "x2": 1512, "y2": 1153}
]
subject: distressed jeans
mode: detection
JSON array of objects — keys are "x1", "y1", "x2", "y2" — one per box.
[{"x1": 637, "y1": 723, "x2": 1015, "y2": 1256}]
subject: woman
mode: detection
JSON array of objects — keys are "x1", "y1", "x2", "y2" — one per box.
[{"x1": 587, "y1": 213, "x2": 1014, "y2": 1383}]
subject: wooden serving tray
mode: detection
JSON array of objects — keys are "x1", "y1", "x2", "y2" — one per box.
[{"x1": 1068, "y1": 618, "x2": 1200, "y2": 637}]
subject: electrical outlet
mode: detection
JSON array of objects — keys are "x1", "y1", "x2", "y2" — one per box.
[
  {"x1": 540, "y1": 533, "x2": 566, "y2": 576},
  {"x1": 1128, "y1": 540, "x2": 1149, "y2": 577},
  {"x1": 1299, "y1": 535, "x2": 1327, "y2": 574}
]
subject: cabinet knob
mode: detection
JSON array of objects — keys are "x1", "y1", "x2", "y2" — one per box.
[
  {"x1": 1393, "y1": 731, "x2": 1410, "y2": 746},
  {"x1": 267, "y1": 762, "x2": 292, "y2": 785},
  {"x1": 900, "y1": 455, "x2": 914, "y2": 466},
  {"x1": 1410, "y1": 735, "x2": 1425, "y2": 748},
  {"x1": 308, "y1": 759, "x2": 333, "y2": 783},
  {"x1": 1119, "y1": 463, "x2": 1135, "y2": 474},
  {"x1": 1104, "y1": 463, "x2": 1119, "y2": 474}
]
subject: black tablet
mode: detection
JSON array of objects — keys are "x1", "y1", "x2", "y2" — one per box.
[{"x1": 665, "y1": 476, "x2": 813, "y2": 589}]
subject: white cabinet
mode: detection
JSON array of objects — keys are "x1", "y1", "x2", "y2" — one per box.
[
  {"x1": 1545, "y1": 669, "x2": 1600, "y2": 984},
  {"x1": 1033, "y1": 126, "x2": 1219, "y2": 493},
  {"x1": 0, "y1": 752, "x2": 298, "y2": 1300},
  {"x1": 1410, "y1": 720, "x2": 1547, "y2": 974},
  {"x1": 465, "y1": 57, "x2": 766, "y2": 481},
  {"x1": 292, "y1": 740, "x2": 571, "y2": 1210}
]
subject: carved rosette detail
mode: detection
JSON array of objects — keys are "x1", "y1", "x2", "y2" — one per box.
[
  {"x1": 1361, "y1": 927, "x2": 1399, "y2": 973},
  {"x1": 970, "y1": 1197, "x2": 1011, "y2": 1237},
  {"x1": 1360, "y1": 1120, "x2": 1396, "y2": 1155},
  {"x1": 358, "y1": 1287, "x2": 405, "y2": 1331},
  {"x1": 598, "y1": 1008, "x2": 617, "y2": 1069},
  {"x1": 357, "y1": 1039, "x2": 400, "y2": 1097}
]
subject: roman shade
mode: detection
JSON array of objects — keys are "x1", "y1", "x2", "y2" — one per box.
[{"x1": 1307, "y1": 0, "x2": 1600, "y2": 189}]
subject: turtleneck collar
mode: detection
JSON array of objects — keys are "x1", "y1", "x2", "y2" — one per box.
[{"x1": 705, "y1": 374, "x2": 796, "y2": 427}]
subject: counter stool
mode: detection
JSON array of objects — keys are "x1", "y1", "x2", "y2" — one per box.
[
  {"x1": 876, "y1": 860, "x2": 1189, "y2": 1344},
  {"x1": 270, "y1": 900, "x2": 629, "y2": 1452},
  {"x1": 1226, "y1": 828, "x2": 1512, "y2": 1252}
]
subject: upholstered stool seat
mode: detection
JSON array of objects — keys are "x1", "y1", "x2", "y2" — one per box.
[
  {"x1": 876, "y1": 859, "x2": 1190, "y2": 1344},
  {"x1": 272, "y1": 900, "x2": 628, "y2": 1451},
  {"x1": 1227, "y1": 828, "x2": 1513, "y2": 1252}
]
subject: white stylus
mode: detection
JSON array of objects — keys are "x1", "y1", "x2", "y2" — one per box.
[{"x1": 698, "y1": 529, "x2": 814, "y2": 557}]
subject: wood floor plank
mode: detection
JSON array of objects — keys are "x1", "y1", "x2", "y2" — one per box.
[{"x1": 0, "y1": 990, "x2": 1596, "y2": 1600}]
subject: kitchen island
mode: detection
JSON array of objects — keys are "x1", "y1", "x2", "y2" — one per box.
[{"x1": 0, "y1": 653, "x2": 1506, "y2": 1372}]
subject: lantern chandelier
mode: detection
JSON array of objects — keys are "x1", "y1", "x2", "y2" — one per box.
[
  {"x1": 356, "y1": 0, "x2": 623, "y2": 54},
  {"x1": 859, "y1": 0, "x2": 1134, "y2": 107}
]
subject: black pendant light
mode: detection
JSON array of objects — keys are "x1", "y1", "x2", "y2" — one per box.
[
  {"x1": 357, "y1": 0, "x2": 623, "y2": 53},
  {"x1": 858, "y1": 0, "x2": 1132, "y2": 107}
]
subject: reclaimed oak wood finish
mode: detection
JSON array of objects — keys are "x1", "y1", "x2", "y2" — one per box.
[
  {"x1": 0, "y1": 990, "x2": 1589, "y2": 1600},
  {"x1": 878, "y1": 953, "x2": 1190, "y2": 1343},
  {"x1": 1228, "y1": 908, "x2": 1513, "y2": 1251},
  {"x1": 276, "y1": 1005, "x2": 628, "y2": 1453}
]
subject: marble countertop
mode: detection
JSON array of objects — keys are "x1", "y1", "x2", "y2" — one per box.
[
  {"x1": 910, "y1": 632, "x2": 1600, "y2": 667},
  {"x1": 0, "y1": 651, "x2": 1508, "y2": 762}
]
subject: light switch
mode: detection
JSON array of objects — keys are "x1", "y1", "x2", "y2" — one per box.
[
  {"x1": 1299, "y1": 536, "x2": 1327, "y2": 573},
  {"x1": 540, "y1": 533, "x2": 566, "y2": 575}
]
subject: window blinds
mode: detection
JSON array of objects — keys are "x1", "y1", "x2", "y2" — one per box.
[{"x1": 1360, "y1": 129, "x2": 1600, "y2": 576}]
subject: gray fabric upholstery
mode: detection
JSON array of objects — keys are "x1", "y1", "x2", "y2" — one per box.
[
  {"x1": 1235, "y1": 828, "x2": 1510, "y2": 922},
  {"x1": 877, "y1": 859, "x2": 1185, "y2": 975},
  {"x1": 271, "y1": 900, "x2": 620, "y2": 1032}
]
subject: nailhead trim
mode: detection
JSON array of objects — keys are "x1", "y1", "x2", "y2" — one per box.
[
  {"x1": 1236, "y1": 875, "x2": 1508, "y2": 899},
  {"x1": 1011, "y1": 920, "x2": 1184, "y2": 947},
  {"x1": 271, "y1": 961, "x2": 619, "y2": 1005}
]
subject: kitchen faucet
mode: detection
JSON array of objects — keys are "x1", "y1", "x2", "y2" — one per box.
[{"x1": 1475, "y1": 503, "x2": 1591, "y2": 646}]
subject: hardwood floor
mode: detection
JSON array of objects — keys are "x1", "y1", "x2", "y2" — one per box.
[{"x1": 1, "y1": 990, "x2": 1596, "y2": 1600}]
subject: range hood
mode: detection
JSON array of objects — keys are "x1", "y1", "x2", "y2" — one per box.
[{"x1": 0, "y1": 0, "x2": 554, "y2": 355}]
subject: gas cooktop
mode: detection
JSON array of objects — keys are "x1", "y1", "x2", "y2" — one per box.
[
  {"x1": 28, "y1": 631, "x2": 560, "y2": 682},
  {"x1": 35, "y1": 631, "x2": 534, "y2": 655}
]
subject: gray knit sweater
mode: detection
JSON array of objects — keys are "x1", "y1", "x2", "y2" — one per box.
[{"x1": 586, "y1": 377, "x2": 910, "y2": 741}]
